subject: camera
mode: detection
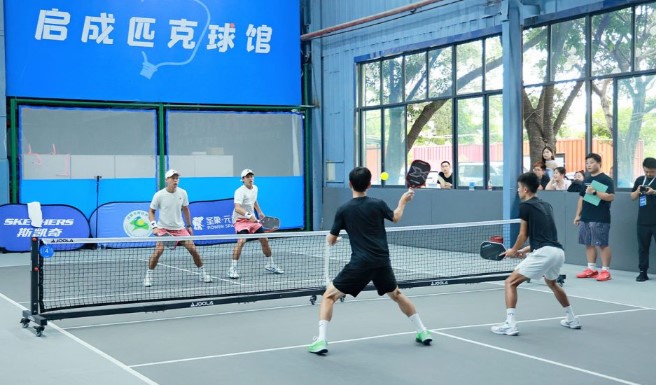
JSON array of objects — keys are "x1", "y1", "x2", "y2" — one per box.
[{"x1": 639, "y1": 185, "x2": 648, "y2": 193}]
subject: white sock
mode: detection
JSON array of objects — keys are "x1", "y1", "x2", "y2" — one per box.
[
  {"x1": 601, "y1": 266, "x2": 609, "y2": 271},
  {"x1": 409, "y1": 313, "x2": 427, "y2": 332},
  {"x1": 231, "y1": 260, "x2": 238, "y2": 268},
  {"x1": 587, "y1": 263, "x2": 597, "y2": 270},
  {"x1": 506, "y1": 308, "x2": 516, "y2": 325},
  {"x1": 318, "y1": 320, "x2": 329, "y2": 341},
  {"x1": 146, "y1": 269, "x2": 153, "y2": 276},
  {"x1": 198, "y1": 266, "x2": 206, "y2": 274},
  {"x1": 267, "y1": 256, "x2": 274, "y2": 265},
  {"x1": 564, "y1": 306, "x2": 575, "y2": 321}
]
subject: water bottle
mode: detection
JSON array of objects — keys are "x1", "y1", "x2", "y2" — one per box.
[{"x1": 468, "y1": 182, "x2": 475, "y2": 191}]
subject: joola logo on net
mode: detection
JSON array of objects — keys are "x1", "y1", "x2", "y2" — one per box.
[
  {"x1": 4, "y1": 218, "x2": 74, "y2": 226},
  {"x1": 190, "y1": 301, "x2": 214, "y2": 307},
  {"x1": 431, "y1": 280, "x2": 449, "y2": 286}
]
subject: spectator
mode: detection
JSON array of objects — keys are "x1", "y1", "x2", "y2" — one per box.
[
  {"x1": 542, "y1": 146, "x2": 558, "y2": 178},
  {"x1": 629, "y1": 157, "x2": 656, "y2": 282},
  {"x1": 438, "y1": 161, "x2": 453, "y2": 189},
  {"x1": 573, "y1": 153, "x2": 615, "y2": 282},
  {"x1": 546, "y1": 167, "x2": 571, "y2": 191},
  {"x1": 532, "y1": 161, "x2": 550, "y2": 190},
  {"x1": 567, "y1": 170, "x2": 585, "y2": 193}
]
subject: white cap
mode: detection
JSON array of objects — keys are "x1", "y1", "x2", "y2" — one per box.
[
  {"x1": 241, "y1": 169, "x2": 254, "y2": 178},
  {"x1": 165, "y1": 169, "x2": 180, "y2": 178}
]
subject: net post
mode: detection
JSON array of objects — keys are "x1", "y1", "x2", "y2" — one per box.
[
  {"x1": 323, "y1": 239, "x2": 330, "y2": 287},
  {"x1": 29, "y1": 237, "x2": 40, "y2": 315}
]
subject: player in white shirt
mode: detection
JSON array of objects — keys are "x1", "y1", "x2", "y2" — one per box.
[
  {"x1": 143, "y1": 170, "x2": 211, "y2": 287},
  {"x1": 228, "y1": 169, "x2": 283, "y2": 279}
]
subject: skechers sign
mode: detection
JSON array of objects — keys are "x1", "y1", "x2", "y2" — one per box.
[
  {"x1": 4, "y1": 0, "x2": 300, "y2": 105},
  {"x1": 0, "y1": 204, "x2": 90, "y2": 252}
]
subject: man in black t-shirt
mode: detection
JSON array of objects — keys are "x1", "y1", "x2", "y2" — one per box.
[
  {"x1": 308, "y1": 167, "x2": 431, "y2": 355},
  {"x1": 573, "y1": 153, "x2": 615, "y2": 281},
  {"x1": 491, "y1": 172, "x2": 581, "y2": 336},
  {"x1": 630, "y1": 157, "x2": 656, "y2": 282}
]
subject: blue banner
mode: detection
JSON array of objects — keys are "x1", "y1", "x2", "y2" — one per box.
[
  {"x1": 0, "y1": 204, "x2": 90, "y2": 252},
  {"x1": 5, "y1": 0, "x2": 300, "y2": 105},
  {"x1": 188, "y1": 199, "x2": 235, "y2": 245}
]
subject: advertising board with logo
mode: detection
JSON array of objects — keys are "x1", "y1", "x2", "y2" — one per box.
[{"x1": 0, "y1": 204, "x2": 90, "y2": 252}]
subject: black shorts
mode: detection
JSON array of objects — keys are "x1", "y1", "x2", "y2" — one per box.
[{"x1": 332, "y1": 263, "x2": 397, "y2": 297}]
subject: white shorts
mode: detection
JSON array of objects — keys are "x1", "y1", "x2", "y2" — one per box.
[{"x1": 515, "y1": 246, "x2": 564, "y2": 281}]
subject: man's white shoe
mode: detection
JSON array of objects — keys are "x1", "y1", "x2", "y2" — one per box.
[
  {"x1": 228, "y1": 267, "x2": 240, "y2": 279},
  {"x1": 560, "y1": 317, "x2": 582, "y2": 329},
  {"x1": 491, "y1": 322, "x2": 519, "y2": 336},
  {"x1": 265, "y1": 263, "x2": 284, "y2": 274},
  {"x1": 201, "y1": 271, "x2": 212, "y2": 283},
  {"x1": 143, "y1": 275, "x2": 152, "y2": 287}
]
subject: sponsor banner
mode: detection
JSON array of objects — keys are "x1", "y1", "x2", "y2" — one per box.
[
  {"x1": 91, "y1": 200, "x2": 235, "y2": 247},
  {"x1": 187, "y1": 199, "x2": 235, "y2": 245},
  {"x1": 0, "y1": 204, "x2": 90, "y2": 252},
  {"x1": 5, "y1": 0, "x2": 300, "y2": 105}
]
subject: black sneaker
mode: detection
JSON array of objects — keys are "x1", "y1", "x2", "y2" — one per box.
[{"x1": 636, "y1": 271, "x2": 649, "y2": 282}]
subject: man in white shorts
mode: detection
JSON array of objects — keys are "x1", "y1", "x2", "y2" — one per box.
[
  {"x1": 491, "y1": 172, "x2": 581, "y2": 336},
  {"x1": 228, "y1": 169, "x2": 283, "y2": 279}
]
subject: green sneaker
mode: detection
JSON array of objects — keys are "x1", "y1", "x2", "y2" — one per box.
[
  {"x1": 415, "y1": 330, "x2": 432, "y2": 345},
  {"x1": 308, "y1": 339, "x2": 328, "y2": 354}
]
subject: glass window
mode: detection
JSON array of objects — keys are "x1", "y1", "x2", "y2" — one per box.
[
  {"x1": 488, "y1": 94, "x2": 503, "y2": 187},
  {"x1": 456, "y1": 41, "x2": 483, "y2": 94},
  {"x1": 428, "y1": 47, "x2": 453, "y2": 98},
  {"x1": 591, "y1": 9, "x2": 632, "y2": 76},
  {"x1": 523, "y1": 26, "x2": 548, "y2": 85},
  {"x1": 457, "y1": 97, "x2": 484, "y2": 187},
  {"x1": 20, "y1": 107, "x2": 156, "y2": 179},
  {"x1": 383, "y1": 107, "x2": 407, "y2": 185},
  {"x1": 404, "y1": 52, "x2": 427, "y2": 101},
  {"x1": 363, "y1": 62, "x2": 381, "y2": 106},
  {"x1": 485, "y1": 36, "x2": 503, "y2": 91},
  {"x1": 591, "y1": 79, "x2": 614, "y2": 180},
  {"x1": 407, "y1": 100, "x2": 453, "y2": 187},
  {"x1": 550, "y1": 18, "x2": 587, "y2": 82},
  {"x1": 363, "y1": 109, "x2": 382, "y2": 184},
  {"x1": 635, "y1": 3, "x2": 656, "y2": 71},
  {"x1": 382, "y1": 57, "x2": 403, "y2": 105},
  {"x1": 617, "y1": 76, "x2": 656, "y2": 187}
]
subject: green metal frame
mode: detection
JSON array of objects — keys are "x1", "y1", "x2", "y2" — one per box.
[{"x1": 7, "y1": 97, "x2": 314, "y2": 229}]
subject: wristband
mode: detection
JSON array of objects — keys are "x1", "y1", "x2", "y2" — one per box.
[
  {"x1": 150, "y1": 221, "x2": 157, "y2": 228},
  {"x1": 592, "y1": 191, "x2": 597, "y2": 196},
  {"x1": 245, "y1": 212, "x2": 252, "y2": 219},
  {"x1": 185, "y1": 225, "x2": 192, "y2": 228}
]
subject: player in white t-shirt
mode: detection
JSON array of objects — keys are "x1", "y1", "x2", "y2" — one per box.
[
  {"x1": 143, "y1": 170, "x2": 211, "y2": 287},
  {"x1": 228, "y1": 169, "x2": 283, "y2": 279}
]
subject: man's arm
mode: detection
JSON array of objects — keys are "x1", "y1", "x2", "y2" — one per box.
[
  {"x1": 326, "y1": 233, "x2": 339, "y2": 245},
  {"x1": 182, "y1": 206, "x2": 193, "y2": 232},
  {"x1": 234, "y1": 203, "x2": 257, "y2": 222},
  {"x1": 392, "y1": 190, "x2": 415, "y2": 223},
  {"x1": 505, "y1": 220, "x2": 529, "y2": 257},
  {"x1": 254, "y1": 201, "x2": 265, "y2": 218},
  {"x1": 573, "y1": 197, "x2": 583, "y2": 225},
  {"x1": 148, "y1": 208, "x2": 158, "y2": 234}
]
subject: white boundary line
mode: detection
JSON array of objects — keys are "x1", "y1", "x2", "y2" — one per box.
[
  {"x1": 0, "y1": 292, "x2": 160, "y2": 385},
  {"x1": 128, "y1": 307, "x2": 652, "y2": 368},
  {"x1": 434, "y1": 331, "x2": 644, "y2": 385}
]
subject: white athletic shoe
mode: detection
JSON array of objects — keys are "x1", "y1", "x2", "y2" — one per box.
[
  {"x1": 143, "y1": 275, "x2": 152, "y2": 287},
  {"x1": 560, "y1": 317, "x2": 582, "y2": 329},
  {"x1": 200, "y1": 271, "x2": 212, "y2": 283},
  {"x1": 228, "y1": 267, "x2": 240, "y2": 279},
  {"x1": 491, "y1": 322, "x2": 519, "y2": 336},
  {"x1": 265, "y1": 263, "x2": 284, "y2": 274}
]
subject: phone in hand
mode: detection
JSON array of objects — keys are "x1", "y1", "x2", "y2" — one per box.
[{"x1": 639, "y1": 185, "x2": 648, "y2": 193}]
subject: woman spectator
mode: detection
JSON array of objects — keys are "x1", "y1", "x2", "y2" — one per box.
[{"x1": 546, "y1": 167, "x2": 571, "y2": 191}]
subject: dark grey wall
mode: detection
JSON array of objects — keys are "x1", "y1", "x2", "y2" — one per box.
[{"x1": 322, "y1": 187, "x2": 655, "y2": 273}]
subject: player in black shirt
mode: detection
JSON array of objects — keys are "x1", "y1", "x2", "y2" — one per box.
[
  {"x1": 630, "y1": 157, "x2": 656, "y2": 282},
  {"x1": 491, "y1": 172, "x2": 581, "y2": 336},
  {"x1": 308, "y1": 167, "x2": 431, "y2": 354}
]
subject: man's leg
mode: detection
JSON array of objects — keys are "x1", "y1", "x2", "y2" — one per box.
[
  {"x1": 545, "y1": 278, "x2": 582, "y2": 329},
  {"x1": 491, "y1": 270, "x2": 527, "y2": 336},
  {"x1": 387, "y1": 287, "x2": 432, "y2": 345},
  {"x1": 308, "y1": 284, "x2": 343, "y2": 354},
  {"x1": 144, "y1": 244, "x2": 164, "y2": 287},
  {"x1": 182, "y1": 241, "x2": 211, "y2": 282}
]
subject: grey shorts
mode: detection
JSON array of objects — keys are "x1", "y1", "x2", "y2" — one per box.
[
  {"x1": 516, "y1": 246, "x2": 564, "y2": 280},
  {"x1": 578, "y1": 221, "x2": 610, "y2": 247}
]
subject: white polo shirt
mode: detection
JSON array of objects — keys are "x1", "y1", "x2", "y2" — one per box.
[
  {"x1": 150, "y1": 188, "x2": 189, "y2": 230},
  {"x1": 232, "y1": 185, "x2": 258, "y2": 223}
]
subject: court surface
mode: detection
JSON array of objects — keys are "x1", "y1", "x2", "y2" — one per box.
[{"x1": 1, "y1": 252, "x2": 654, "y2": 385}]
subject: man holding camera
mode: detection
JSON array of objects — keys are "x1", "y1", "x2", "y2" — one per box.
[{"x1": 630, "y1": 157, "x2": 656, "y2": 282}]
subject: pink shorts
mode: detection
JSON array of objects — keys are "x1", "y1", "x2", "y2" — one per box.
[
  {"x1": 158, "y1": 228, "x2": 191, "y2": 236},
  {"x1": 234, "y1": 219, "x2": 263, "y2": 234}
]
